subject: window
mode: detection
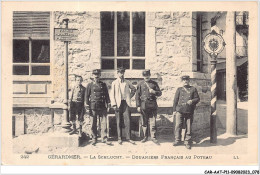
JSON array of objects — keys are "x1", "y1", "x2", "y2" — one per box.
[
  {"x1": 101, "y1": 12, "x2": 145, "y2": 70},
  {"x1": 13, "y1": 39, "x2": 50, "y2": 75},
  {"x1": 196, "y1": 12, "x2": 203, "y2": 72},
  {"x1": 13, "y1": 11, "x2": 50, "y2": 75}
]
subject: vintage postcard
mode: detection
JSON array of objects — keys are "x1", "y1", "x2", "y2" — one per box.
[{"x1": 1, "y1": 1, "x2": 258, "y2": 166}]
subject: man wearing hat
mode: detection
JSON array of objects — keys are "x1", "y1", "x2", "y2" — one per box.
[
  {"x1": 68, "y1": 75, "x2": 85, "y2": 137},
  {"x1": 85, "y1": 69, "x2": 111, "y2": 145},
  {"x1": 136, "y1": 69, "x2": 162, "y2": 144},
  {"x1": 110, "y1": 67, "x2": 136, "y2": 145},
  {"x1": 172, "y1": 75, "x2": 200, "y2": 149}
]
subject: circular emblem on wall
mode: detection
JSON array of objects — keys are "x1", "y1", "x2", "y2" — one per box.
[{"x1": 203, "y1": 30, "x2": 225, "y2": 55}]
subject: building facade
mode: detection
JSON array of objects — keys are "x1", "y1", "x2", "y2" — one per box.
[{"x1": 12, "y1": 11, "x2": 248, "y2": 136}]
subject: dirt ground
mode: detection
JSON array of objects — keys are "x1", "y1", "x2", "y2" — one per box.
[
  {"x1": 13, "y1": 101, "x2": 248, "y2": 155},
  {"x1": 13, "y1": 127, "x2": 248, "y2": 156}
]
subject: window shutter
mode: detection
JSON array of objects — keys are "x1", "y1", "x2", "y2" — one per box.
[{"x1": 13, "y1": 11, "x2": 50, "y2": 38}]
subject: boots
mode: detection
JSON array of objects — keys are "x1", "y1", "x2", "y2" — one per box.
[
  {"x1": 78, "y1": 125, "x2": 82, "y2": 137},
  {"x1": 102, "y1": 138, "x2": 112, "y2": 145},
  {"x1": 141, "y1": 137, "x2": 148, "y2": 143},
  {"x1": 69, "y1": 123, "x2": 77, "y2": 135},
  {"x1": 152, "y1": 138, "x2": 160, "y2": 145},
  {"x1": 91, "y1": 139, "x2": 97, "y2": 145}
]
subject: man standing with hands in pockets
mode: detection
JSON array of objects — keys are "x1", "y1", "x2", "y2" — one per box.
[
  {"x1": 136, "y1": 70, "x2": 162, "y2": 145},
  {"x1": 110, "y1": 67, "x2": 136, "y2": 145},
  {"x1": 172, "y1": 75, "x2": 200, "y2": 149}
]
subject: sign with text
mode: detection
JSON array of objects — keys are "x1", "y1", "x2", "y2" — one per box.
[{"x1": 54, "y1": 28, "x2": 79, "y2": 41}]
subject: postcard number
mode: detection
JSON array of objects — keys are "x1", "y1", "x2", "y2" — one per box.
[{"x1": 20, "y1": 155, "x2": 30, "y2": 159}]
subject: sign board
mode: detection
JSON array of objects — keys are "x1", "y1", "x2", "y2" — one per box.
[
  {"x1": 203, "y1": 30, "x2": 225, "y2": 56},
  {"x1": 54, "y1": 28, "x2": 79, "y2": 41}
]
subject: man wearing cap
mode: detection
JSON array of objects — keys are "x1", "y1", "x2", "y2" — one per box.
[
  {"x1": 85, "y1": 69, "x2": 111, "y2": 145},
  {"x1": 172, "y1": 75, "x2": 200, "y2": 149},
  {"x1": 68, "y1": 75, "x2": 85, "y2": 137},
  {"x1": 136, "y1": 70, "x2": 162, "y2": 144},
  {"x1": 110, "y1": 67, "x2": 136, "y2": 145}
]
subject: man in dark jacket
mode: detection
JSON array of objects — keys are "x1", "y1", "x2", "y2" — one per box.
[
  {"x1": 172, "y1": 75, "x2": 200, "y2": 149},
  {"x1": 85, "y1": 69, "x2": 111, "y2": 145},
  {"x1": 136, "y1": 70, "x2": 162, "y2": 144}
]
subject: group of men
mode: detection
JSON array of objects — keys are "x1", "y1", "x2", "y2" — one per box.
[{"x1": 68, "y1": 67, "x2": 200, "y2": 149}]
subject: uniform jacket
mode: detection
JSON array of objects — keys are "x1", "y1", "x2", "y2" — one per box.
[
  {"x1": 173, "y1": 85, "x2": 200, "y2": 114},
  {"x1": 110, "y1": 78, "x2": 136, "y2": 108},
  {"x1": 85, "y1": 81, "x2": 110, "y2": 110},
  {"x1": 69, "y1": 84, "x2": 85, "y2": 103},
  {"x1": 136, "y1": 80, "x2": 162, "y2": 108}
]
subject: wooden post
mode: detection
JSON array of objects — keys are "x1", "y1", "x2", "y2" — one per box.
[
  {"x1": 225, "y1": 12, "x2": 237, "y2": 135},
  {"x1": 203, "y1": 15, "x2": 226, "y2": 143},
  {"x1": 210, "y1": 54, "x2": 217, "y2": 143}
]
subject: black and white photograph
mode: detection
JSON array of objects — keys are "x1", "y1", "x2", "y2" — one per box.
[{"x1": 1, "y1": 1, "x2": 258, "y2": 169}]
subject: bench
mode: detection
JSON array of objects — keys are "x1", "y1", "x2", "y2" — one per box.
[{"x1": 106, "y1": 113, "x2": 142, "y2": 138}]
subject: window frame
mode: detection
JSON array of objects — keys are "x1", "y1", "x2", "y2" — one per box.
[
  {"x1": 101, "y1": 11, "x2": 146, "y2": 71},
  {"x1": 196, "y1": 12, "x2": 203, "y2": 72},
  {"x1": 13, "y1": 37, "x2": 51, "y2": 78}
]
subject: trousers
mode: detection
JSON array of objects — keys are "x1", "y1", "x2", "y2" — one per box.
[
  {"x1": 115, "y1": 100, "x2": 131, "y2": 140},
  {"x1": 90, "y1": 109, "x2": 107, "y2": 140},
  {"x1": 69, "y1": 101, "x2": 84, "y2": 122},
  {"x1": 174, "y1": 112, "x2": 193, "y2": 144},
  {"x1": 140, "y1": 109, "x2": 157, "y2": 139}
]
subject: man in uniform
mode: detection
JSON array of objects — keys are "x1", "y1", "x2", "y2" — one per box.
[
  {"x1": 85, "y1": 69, "x2": 111, "y2": 145},
  {"x1": 110, "y1": 67, "x2": 136, "y2": 145},
  {"x1": 69, "y1": 75, "x2": 85, "y2": 137},
  {"x1": 136, "y1": 70, "x2": 162, "y2": 144},
  {"x1": 172, "y1": 75, "x2": 200, "y2": 149}
]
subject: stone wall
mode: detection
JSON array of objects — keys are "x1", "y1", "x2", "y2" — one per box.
[
  {"x1": 49, "y1": 11, "x2": 212, "y2": 136},
  {"x1": 24, "y1": 108, "x2": 53, "y2": 134},
  {"x1": 13, "y1": 108, "x2": 53, "y2": 134},
  {"x1": 146, "y1": 12, "x2": 198, "y2": 103},
  {"x1": 53, "y1": 11, "x2": 101, "y2": 103},
  {"x1": 52, "y1": 11, "x2": 211, "y2": 105}
]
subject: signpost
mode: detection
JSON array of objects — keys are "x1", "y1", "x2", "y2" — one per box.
[
  {"x1": 203, "y1": 30, "x2": 225, "y2": 143},
  {"x1": 54, "y1": 28, "x2": 79, "y2": 41},
  {"x1": 54, "y1": 19, "x2": 79, "y2": 132}
]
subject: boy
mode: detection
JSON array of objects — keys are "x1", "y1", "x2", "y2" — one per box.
[{"x1": 69, "y1": 75, "x2": 85, "y2": 137}]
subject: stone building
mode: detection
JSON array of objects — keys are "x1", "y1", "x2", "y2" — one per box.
[{"x1": 12, "y1": 11, "x2": 248, "y2": 137}]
